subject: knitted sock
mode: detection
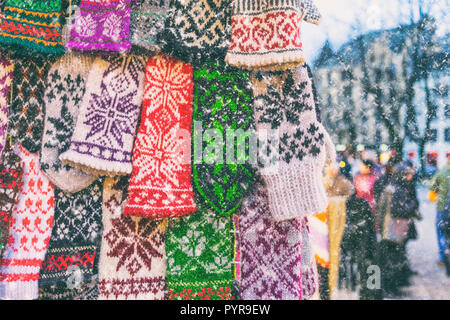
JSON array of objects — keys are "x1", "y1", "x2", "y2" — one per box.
[
  {"x1": 98, "y1": 177, "x2": 167, "y2": 300},
  {"x1": 300, "y1": 0, "x2": 322, "y2": 25},
  {"x1": 7, "y1": 54, "x2": 52, "y2": 154},
  {"x1": 0, "y1": 144, "x2": 54, "y2": 300},
  {"x1": 0, "y1": 0, "x2": 65, "y2": 54},
  {"x1": 239, "y1": 183, "x2": 303, "y2": 300},
  {"x1": 60, "y1": 54, "x2": 146, "y2": 176},
  {"x1": 226, "y1": 0, "x2": 306, "y2": 71},
  {"x1": 129, "y1": 0, "x2": 169, "y2": 52},
  {"x1": 38, "y1": 179, "x2": 103, "y2": 300},
  {"x1": 251, "y1": 65, "x2": 336, "y2": 221},
  {"x1": 123, "y1": 54, "x2": 196, "y2": 218},
  {"x1": 192, "y1": 61, "x2": 255, "y2": 216},
  {"x1": 157, "y1": 0, "x2": 231, "y2": 65},
  {"x1": 166, "y1": 207, "x2": 234, "y2": 300},
  {"x1": 0, "y1": 143, "x2": 23, "y2": 259},
  {"x1": 66, "y1": 0, "x2": 131, "y2": 53},
  {"x1": 0, "y1": 55, "x2": 13, "y2": 159},
  {"x1": 300, "y1": 216, "x2": 319, "y2": 299},
  {"x1": 40, "y1": 53, "x2": 97, "y2": 194}
]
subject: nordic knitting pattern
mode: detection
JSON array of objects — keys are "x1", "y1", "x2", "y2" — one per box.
[
  {"x1": 300, "y1": 0, "x2": 322, "y2": 25},
  {"x1": 158, "y1": 0, "x2": 232, "y2": 65},
  {"x1": 38, "y1": 180, "x2": 103, "y2": 300},
  {"x1": 60, "y1": 55, "x2": 146, "y2": 176},
  {"x1": 40, "y1": 53, "x2": 97, "y2": 193},
  {"x1": 0, "y1": 56, "x2": 14, "y2": 159},
  {"x1": 0, "y1": 144, "x2": 23, "y2": 259},
  {"x1": 193, "y1": 62, "x2": 255, "y2": 216},
  {"x1": 166, "y1": 207, "x2": 234, "y2": 300},
  {"x1": 124, "y1": 54, "x2": 196, "y2": 219},
  {"x1": 0, "y1": 0, "x2": 65, "y2": 54},
  {"x1": 0, "y1": 144, "x2": 54, "y2": 300},
  {"x1": 98, "y1": 177, "x2": 167, "y2": 300},
  {"x1": 226, "y1": 0, "x2": 306, "y2": 71},
  {"x1": 7, "y1": 54, "x2": 52, "y2": 154},
  {"x1": 250, "y1": 65, "x2": 336, "y2": 221},
  {"x1": 129, "y1": 0, "x2": 169, "y2": 52},
  {"x1": 239, "y1": 183, "x2": 303, "y2": 300},
  {"x1": 66, "y1": 0, "x2": 131, "y2": 52}
]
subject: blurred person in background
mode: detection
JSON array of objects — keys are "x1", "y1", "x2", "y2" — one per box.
[{"x1": 354, "y1": 160, "x2": 378, "y2": 213}]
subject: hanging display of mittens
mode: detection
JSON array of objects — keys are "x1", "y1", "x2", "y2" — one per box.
[
  {"x1": 38, "y1": 180, "x2": 103, "y2": 300},
  {"x1": 192, "y1": 61, "x2": 255, "y2": 216},
  {"x1": 0, "y1": 144, "x2": 54, "y2": 300},
  {"x1": 250, "y1": 65, "x2": 335, "y2": 221},
  {"x1": 0, "y1": 0, "x2": 65, "y2": 54},
  {"x1": 0, "y1": 55, "x2": 14, "y2": 159},
  {"x1": 301, "y1": 0, "x2": 322, "y2": 25},
  {"x1": 124, "y1": 54, "x2": 197, "y2": 219},
  {"x1": 66, "y1": 0, "x2": 132, "y2": 53},
  {"x1": 40, "y1": 53, "x2": 97, "y2": 193},
  {"x1": 166, "y1": 207, "x2": 234, "y2": 300},
  {"x1": 98, "y1": 177, "x2": 167, "y2": 300},
  {"x1": 60, "y1": 55, "x2": 146, "y2": 176}
]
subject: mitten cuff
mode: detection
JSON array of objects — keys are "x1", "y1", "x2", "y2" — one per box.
[{"x1": 0, "y1": 280, "x2": 38, "y2": 300}]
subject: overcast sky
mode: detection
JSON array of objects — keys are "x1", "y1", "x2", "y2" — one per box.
[{"x1": 302, "y1": 0, "x2": 449, "y2": 63}]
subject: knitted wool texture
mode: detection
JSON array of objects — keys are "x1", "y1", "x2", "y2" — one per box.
[
  {"x1": 0, "y1": 0, "x2": 65, "y2": 54},
  {"x1": 300, "y1": 216, "x2": 319, "y2": 299},
  {"x1": 0, "y1": 55, "x2": 13, "y2": 159},
  {"x1": 0, "y1": 144, "x2": 23, "y2": 259},
  {"x1": 98, "y1": 177, "x2": 167, "y2": 300},
  {"x1": 250, "y1": 65, "x2": 336, "y2": 221},
  {"x1": 60, "y1": 55, "x2": 146, "y2": 176},
  {"x1": 239, "y1": 183, "x2": 303, "y2": 300},
  {"x1": 66, "y1": 0, "x2": 131, "y2": 52},
  {"x1": 129, "y1": 0, "x2": 169, "y2": 52},
  {"x1": 192, "y1": 61, "x2": 255, "y2": 216},
  {"x1": 157, "y1": 0, "x2": 231, "y2": 65},
  {"x1": 38, "y1": 180, "x2": 103, "y2": 300},
  {"x1": 0, "y1": 144, "x2": 54, "y2": 300},
  {"x1": 124, "y1": 54, "x2": 196, "y2": 218},
  {"x1": 7, "y1": 54, "x2": 52, "y2": 154},
  {"x1": 166, "y1": 207, "x2": 234, "y2": 300},
  {"x1": 226, "y1": 0, "x2": 306, "y2": 71},
  {"x1": 40, "y1": 53, "x2": 97, "y2": 193},
  {"x1": 300, "y1": 0, "x2": 322, "y2": 25}
]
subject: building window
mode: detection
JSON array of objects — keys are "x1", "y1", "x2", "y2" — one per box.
[
  {"x1": 445, "y1": 128, "x2": 450, "y2": 142},
  {"x1": 445, "y1": 104, "x2": 450, "y2": 118},
  {"x1": 427, "y1": 128, "x2": 438, "y2": 142}
]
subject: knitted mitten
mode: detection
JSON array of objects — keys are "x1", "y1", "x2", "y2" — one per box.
[
  {"x1": 98, "y1": 177, "x2": 167, "y2": 300},
  {"x1": 40, "y1": 53, "x2": 97, "y2": 193},
  {"x1": 130, "y1": 0, "x2": 169, "y2": 52},
  {"x1": 66, "y1": 0, "x2": 131, "y2": 53},
  {"x1": 0, "y1": 55, "x2": 13, "y2": 159},
  {"x1": 239, "y1": 183, "x2": 303, "y2": 300},
  {"x1": 251, "y1": 65, "x2": 336, "y2": 221},
  {"x1": 166, "y1": 207, "x2": 234, "y2": 300},
  {"x1": 123, "y1": 55, "x2": 196, "y2": 218},
  {"x1": 0, "y1": 0, "x2": 65, "y2": 54},
  {"x1": 0, "y1": 143, "x2": 23, "y2": 259},
  {"x1": 301, "y1": 0, "x2": 322, "y2": 25},
  {"x1": 157, "y1": 0, "x2": 231, "y2": 65},
  {"x1": 192, "y1": 61, "x2": 255, "y2": 216},
  {"x1": 0, "y1": 144, "x2": 54, "y2": 300},
  {"x1": 300, "y1": 216, "x2": 319, "y2": 299},
  {"x1": 60, "y1": 55, "x2": 146, "y2": 176},
  {"x1": 226, "y1": 0, "x2": 305, "y2": 71},
  {"x1": 7, "y1": 54, "x2": 52, "y2": 154},
  {"x1": 38, "y1": 180, "x2": 103, "y2": 300}
]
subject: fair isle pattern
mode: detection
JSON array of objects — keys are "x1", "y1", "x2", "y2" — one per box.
[
  {"x1": 158, "y1": 0, "x2": 231, "y2": 64},
  {"x1": 40, "y1": 54, "x2": 97, "y2": 193},
  {"x1": 60, "y1": 55, "x2": 146, "y2": 176},
  {"x1": 166, "y1": 208, "x2": 234, "y2": 300},
  {"x1": 129, "y1": 0, "x2": 169, "y2": 52},
  {"x1": 7, "y1": 54, "x2": 52, "y2": 154},
  {"x1": 98, "y1": 177, "x2": 167, "y2": 300},
  {"x1": 123, "y1": 55, "x2": 196, "y2": 219},
  {"x1": 239, "y1": 185, "x2": 303, "y2": 300},
  {"x1": 0, "y1": 56, "x2": 14, "y2": 159},
  {"x1": 0, "y1": 144, "x2": 54, "y2": 300},
  {"x1": 226, "y1": 0, "x2": 305, "y2": 71},
  {"x1": 300, "y1": 0, "x2": 321, "y2": 25},
  {"x1": 66, "y1": 0, "x2": 131, "y2": 52},
  {"x1": 38, "y1": 180, "x2": 103, "y2": 300},
  {"x1": 0, "y1": 144, "x2": 23, "y2": 259}
]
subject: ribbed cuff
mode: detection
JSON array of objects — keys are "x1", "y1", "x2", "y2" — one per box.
[
  {"x1": 225, "y1": 49, "x2": 306, "y2": 71},
  {"x1": 0, "y1": 280, "x2": 38, "y2": 300},
  {"x1": 263, "y1": 163, "x2": 328, "y2": 221}
]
